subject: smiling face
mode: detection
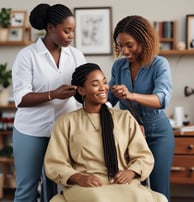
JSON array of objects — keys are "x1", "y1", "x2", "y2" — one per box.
[
  {"x1": 116, "y1": 32, "x2": 142, "y2": 63},
  {"x1": 78, "y1": 69, "x2": 109, "y2": 112}
]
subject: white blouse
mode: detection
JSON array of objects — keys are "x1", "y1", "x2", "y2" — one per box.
[{"x1": 12, "y1": 38, "x2": 86, "y2": 137}]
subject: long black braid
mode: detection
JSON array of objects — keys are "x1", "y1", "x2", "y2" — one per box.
[
  {"x1": 100, "y1": 104, "x2": 119, "y2": 179},
  {"x1": 71, "y1": 63, "x2": 119, "y2": 179}
]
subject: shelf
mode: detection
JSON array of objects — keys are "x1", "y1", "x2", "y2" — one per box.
[
  {"x1": 160, "y1": 38, "x2": 175, "y2": 42},
  {"x1": 0, "y1": 103, "x2": 16, "y2": 110},
  {"x1": 0, "y1": 131, "x2": 12, "y2": 136},
  {"x1": 159, "y1": 49, "x2": 194, "y2": 56},
  {"x1": 0, "y1": 41, "x2": 32, "y2": 46},
  {"x1": 0, "y1": 157, "x2": 14, "y2": 163}
]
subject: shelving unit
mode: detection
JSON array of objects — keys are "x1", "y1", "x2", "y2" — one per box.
[
  {"x1": 162, "y1": 21, "x2": 177, "y2": 50},
  {"x1": 154, "y1": 20, "x2": 177, "y2": 50},
  {"x1": 0, "y1": 103, "x2": 16, "y2": 199},
  {"x1": 153, "y1": 20, "x2": 194, "y2": 56},
  {"x1": 159, "y1": 49, "x2": 194, "y2": 56},
  {"x1": 0, "y1": 26, "x2": 32, "y2": 46},
  {"x1": 0, "y1": 41, "x2": 32, "y2": 46}
]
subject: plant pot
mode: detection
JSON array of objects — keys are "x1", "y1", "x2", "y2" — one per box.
[
  {"x1": 0, "y1": 88, "x2": 10, "y2": 106},
  {"x1": 0, "y1": 28, "x2": 8, "y2": 42}
]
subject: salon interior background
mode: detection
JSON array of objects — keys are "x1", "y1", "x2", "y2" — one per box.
[{"x1": 1, "y1": 0, "x2": 194, "y2": 123}]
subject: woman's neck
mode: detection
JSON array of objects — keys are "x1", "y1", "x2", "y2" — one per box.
[
  {"x1": 130, "y1": 61, "x2": 141, "y2": 70},
  {"x1": 43, "y1": 37, "x2": 60, "y2": 51},
  {"x1": 42, "y1": 37, "x2": 61, "y2": 67}
]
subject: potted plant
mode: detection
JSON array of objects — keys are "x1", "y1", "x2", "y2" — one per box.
[
  {"x1": 0, "y1": 63, "x2": 12, "y2": 105},
  {"x1": 0, "y1": 8, "x2": 11, "y2": 42},
  {"x1": 0, "y1": 62, "x2": 12, "y2": 88}
]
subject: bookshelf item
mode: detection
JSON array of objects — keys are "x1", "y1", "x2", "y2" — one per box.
[
  {"x1": 10, "y1": 11, "x2": 27, "y2": 27},
  {"x1": 186, "y1": 15, "x2": 194, "y2": 49},
  {"x1": 153, "y1": 20, "x2": 177, "y2": 50}
]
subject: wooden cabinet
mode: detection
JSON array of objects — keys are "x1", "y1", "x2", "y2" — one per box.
[
  {"x1": 0, "y1": 103, "x2": 16, "y2": 199},
  {"x1": 171, "y1": 131, "x2": 194, "y2": 184}
]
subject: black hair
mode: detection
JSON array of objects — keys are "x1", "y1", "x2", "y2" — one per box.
[
  {"x1": 29, "y1": 3, "x2": 73, "y2": 30},
  {"x1": 71, "y1": 63, "x2": 118, "y2": 179},
  {"x1": 71, "y1": 63, "x2": 101, "y2": 104}
]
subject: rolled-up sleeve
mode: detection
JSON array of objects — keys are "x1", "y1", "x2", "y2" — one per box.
[
  {"x1": 153, "y1": 57, "x2": 172, "y2": 109},
  {"x1": 12, "y1": 50, "x2": 33, "y2": 107}
]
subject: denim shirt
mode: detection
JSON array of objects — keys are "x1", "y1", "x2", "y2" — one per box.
[{"x1": 108, "y1": 56, "x2": 172, "y2": 123}]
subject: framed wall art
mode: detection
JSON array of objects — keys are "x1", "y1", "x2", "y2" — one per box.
[
  {"x1": 186, "y1": 14, "x2": 194, "y2": 49},
  {"x1": 74, "y1": 7, "x2": 112, "y2": 55},
  {"x1": 10, "y1": 11, "x2": 27, "y2": 26},
  {"x1": 8, "y1": 27, "x2": 24, "y2": 42}
]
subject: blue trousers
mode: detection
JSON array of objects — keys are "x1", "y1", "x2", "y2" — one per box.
[
  {"x1": 13, "y1": 128, "x2": 57, "y2": 202},
  {"x1": 143, "y1": 112, "x2": 175, "y2": 202}
]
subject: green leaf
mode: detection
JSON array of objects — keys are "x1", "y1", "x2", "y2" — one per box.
[{"x1": 0, "y1": 63, "x2": 12, "y2": 88}]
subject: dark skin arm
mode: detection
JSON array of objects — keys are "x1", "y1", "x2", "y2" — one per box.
[
  {"x1": 111, "y1": 85, "x2": 161, "y2": 109},
  {"x1": 18, "y1": 85, "x2": 77, "y2": 107},
  {"x1": 67, "y1": 173, "x2": 103, "y2": 187}
]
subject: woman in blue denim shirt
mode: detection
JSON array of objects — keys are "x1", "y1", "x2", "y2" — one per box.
[{"x1": 108, "y1": 15, "x2": 174, "y2": 201}]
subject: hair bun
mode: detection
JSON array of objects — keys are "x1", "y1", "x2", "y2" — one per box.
[{"x1": 29, "y1": 3, "x2": 50, "y2": 30}]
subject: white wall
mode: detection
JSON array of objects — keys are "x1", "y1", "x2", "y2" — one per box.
[{"x1": 1, "y1": 0, "x2": 194, "y2": 123}]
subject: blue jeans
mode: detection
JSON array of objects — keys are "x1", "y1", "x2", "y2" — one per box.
[
  {"x1": 143, "y1": 112, "x2": 175, "y2": 202},
  {"x1": 13, "y1": 128, "x2": 57, "y2": 202}
]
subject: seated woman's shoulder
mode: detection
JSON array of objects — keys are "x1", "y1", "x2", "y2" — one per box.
[
  {"x1": 56, "y1": 108, "x2": 82, "y2": 122},
  {"x1": 109, "y1": 108, "x2": 131, "y2": 117}
]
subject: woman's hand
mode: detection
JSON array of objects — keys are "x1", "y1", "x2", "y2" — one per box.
[
  {"x1": 51, "y1": 85, "x2": 77, "y2": 100},
  {"x1": 18, "y1": 84, "x2": 77, "y2": 107},
  {"x1": 111, "y1": 85, "x2": 132, "y2": 101},
  {"x1": 112, "y1": 170, "x2": 136, "y2": 184},
  {"x1": 68, "y1": 173, "x2": 103, "y2": 187},
  {"x1": 111, "y1": 84, "x2": 161, "y2": 108}
]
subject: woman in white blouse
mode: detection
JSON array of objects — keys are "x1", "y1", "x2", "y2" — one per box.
[{"x1": 11, "y1": 3, "x2": 86, "y2": 202}]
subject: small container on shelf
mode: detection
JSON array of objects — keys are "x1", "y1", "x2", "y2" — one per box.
[{"x1": 183, "y1": 114, "x2": 190, "y2": 126}]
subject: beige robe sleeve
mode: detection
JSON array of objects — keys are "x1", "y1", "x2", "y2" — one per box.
[
  {"x1": 111, "y1": 109, "x2": 154, "y2": 181},
  {"x1": 44, "y1": 114, "x2": 78, "y2": 186}
]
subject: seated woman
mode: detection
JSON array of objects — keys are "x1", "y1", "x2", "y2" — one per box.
[{"x1": 44, "y1": 63, "x2": 167, "y2": 202}]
